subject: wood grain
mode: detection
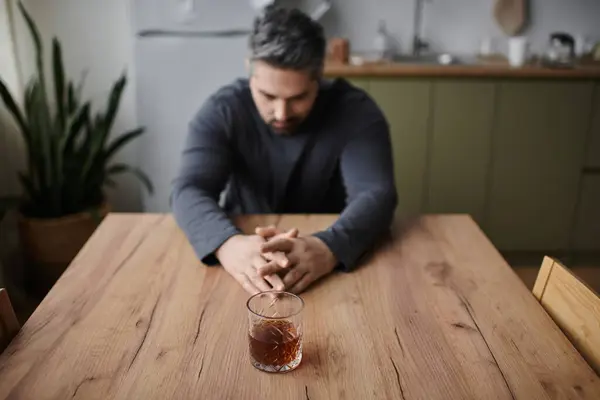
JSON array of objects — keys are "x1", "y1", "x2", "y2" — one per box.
[
  {"x1": 0, "y1": 214, "x2": 598, "y2": 399},
  {"x1": 533, "y1": 256, "x2": 600, "y2": 375},
  {"x1": 324, "y1": 62, "x2": 600, "y2": 79}
]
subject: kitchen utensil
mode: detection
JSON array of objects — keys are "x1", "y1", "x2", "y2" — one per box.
[
  {"x1": 542, "y1": 32, "x2": 575, "y2": 68},
  {"x1": 494, "y1": 0, "x2": 527, "y2": 36},
  {"x1": 327, "y1": 37, "x2": 350, "y2": 64}
]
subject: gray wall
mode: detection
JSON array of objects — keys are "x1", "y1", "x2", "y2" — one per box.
[{"x1": 319, "y1": 0, "x2": 600, "y2": 55}]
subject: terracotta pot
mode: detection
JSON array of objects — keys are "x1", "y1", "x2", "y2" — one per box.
[{"x1": 17, "y1": 202, "x2": 110, "y2": 282}]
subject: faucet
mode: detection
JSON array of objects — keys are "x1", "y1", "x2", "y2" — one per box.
[{"x1": 412, "y1": 0, "x2": 430, "y2": 56}]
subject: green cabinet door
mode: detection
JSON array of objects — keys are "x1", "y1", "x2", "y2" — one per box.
[
  {"x1": 346, "y1": 78, "x2": 370, "y2": 92},
  {"x1": 572, "y1": 175, "x2": 600, "y2": 251},
  {"x1": 585, "y1": 84, "x2": 600, "y2": 168},
  {"x1": 369, "y1": 79, "x2": 431, "y2": 216},
  {"x1": 574, "y1": 84, "x2": 600, "y2": 251},
  {"x1": 426, "y1": 80, "x2": 495, "y2": 225},
  {"x1": 487, "y1": 81, "x2": 594, "y2": 251}
]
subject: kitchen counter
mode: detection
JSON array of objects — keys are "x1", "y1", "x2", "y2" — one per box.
[{"x1": 324, "y1": 60, "x2": 600, "y2": 79}]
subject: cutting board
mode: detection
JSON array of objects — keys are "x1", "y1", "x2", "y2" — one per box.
[{"x1": 494, "y1": 0, "x2": 527, "y2": 36}]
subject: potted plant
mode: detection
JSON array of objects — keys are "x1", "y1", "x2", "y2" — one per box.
[{"x1": 0, "y1": 2, "x2": 152, "y2": 285}]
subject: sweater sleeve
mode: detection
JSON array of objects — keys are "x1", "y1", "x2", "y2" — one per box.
[
  {"x1": 170, "y1": 97, "x2": 241, "y2": 265},
  {"x1": 312, "y1": 117, "x2": 397, "y2": 271}
]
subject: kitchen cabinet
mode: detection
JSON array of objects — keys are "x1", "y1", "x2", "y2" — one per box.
[
  {"x1": 586, "y1": 84, "x2": 600, "y2": 168},
  {"x1": 332, "y1": 73, "x2": 600, "y2": 254},
  {"x1": 368, "y1": 79, "x2": 431, "y2": 216},
  {"x1": 426, "y1": 80, "x2": 495, "y2": 226},
  {"x1": 487, "y1": 81, "x2": 593, "y2": 250},
  {"x1": 347, "y1": 78, "x2": 369, "y2": 92},
  {"x1": 574, "y1": 85, "x2": 600, "y2": 251},
  {"x1": 572, "y1": 175, "x2": 600, "y2": 251}
]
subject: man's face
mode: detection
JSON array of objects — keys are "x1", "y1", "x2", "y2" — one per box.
[{"x1": 249, "y1": 60, "x2": 319, "y2": 135}]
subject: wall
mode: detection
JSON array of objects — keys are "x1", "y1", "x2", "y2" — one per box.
[
  {"x1": 426, "y1": 0, "x2": 600, "y2": 55},
  {"x1": 10, "y1": 0, "x2": 143, "y2": 212},
  {"x1": 321, "y1": 0, "x2": 600, "y2": 56},
  {"x1": 0, "y1": 0, "x2": 23, "y2": 197}
]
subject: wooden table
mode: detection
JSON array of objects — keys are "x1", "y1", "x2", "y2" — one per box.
[{"x1": 0, "y1": 214, "x2": 598, "y2": 399}]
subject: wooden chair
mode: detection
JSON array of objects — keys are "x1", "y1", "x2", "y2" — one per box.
[
  {"x1": 0, "y1": 288, "x2": 20, "y2": 353},
  {"x1": 533, "y1": 256, "x2": 600, "y2": 375}
]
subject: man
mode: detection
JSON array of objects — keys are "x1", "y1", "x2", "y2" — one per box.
[{"x1": 171, "y1": 6, "x2": 397, "y2": 295}]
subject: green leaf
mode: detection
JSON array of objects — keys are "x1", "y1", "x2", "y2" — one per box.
[
  {"x1": 62, "y1": 102, "x2": 90, "y2": 156},
  {"x1": 24, "y1": 80, "x2": 51, "y2": 195},
  {"x1": 18, "y1": 0, "x2": 48, "y2": 106},
  {"x1": 107, "y1": 163, "x2": 154, "y2": 194},
  {"x1": 103, "y1": 127, "x2": 144, "y2": 162},
  {"x1": 67, "y1": 82, "x2": 77, "y2": 114},
  {"x1": 0, "y1": 78, "x2": 31, "y2": 150},
  {"x1": 18, "y1": 172, "x2": 40, "y2": 204},
  {"x1": 52, "y1": 37, "x2": 66, "y2": 131},
  {"x1": 79, "y1": 120, "x2": 104, "y2": 183},
  {"x1": 102, "y1": 73, "x2": 126, "y2": 142}
]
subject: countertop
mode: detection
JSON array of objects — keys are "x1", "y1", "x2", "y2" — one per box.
[
  {"x1": 324, "y1": 59, "x2": 600, "y2": 79},
  {"x1": 0, "y1": 213, "x2": 598, "y2": 399}
]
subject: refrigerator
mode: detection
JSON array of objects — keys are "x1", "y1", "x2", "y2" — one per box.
[{"x1": 131, "y1": 0, "x2": 263, "y2": 212}]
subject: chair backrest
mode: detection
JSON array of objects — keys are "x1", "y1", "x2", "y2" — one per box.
[
  {"x1": 533, "y1": 256, "x2": 600, "y2": 375},
  {"x1": 0, "y1": 288, "x2": 20, "y2": 353}
]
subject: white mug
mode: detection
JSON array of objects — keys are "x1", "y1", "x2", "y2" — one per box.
[{"x1": 508, "y1": 36, "x2": 528, "y2": 67}]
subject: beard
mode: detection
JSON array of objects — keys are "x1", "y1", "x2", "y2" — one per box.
[{"x1": 268, "y1": 118, "x2": 302, "y2": 134}]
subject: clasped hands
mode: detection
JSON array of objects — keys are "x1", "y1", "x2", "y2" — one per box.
[{"x1": 215, "y1": 225, "x2": 337, "y2": 295}]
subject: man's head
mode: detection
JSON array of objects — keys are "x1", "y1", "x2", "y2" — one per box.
[{"x1": 248, "y1": 6, "x2": 326, "y2": 134}]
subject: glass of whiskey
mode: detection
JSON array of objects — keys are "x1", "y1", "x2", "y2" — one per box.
[{"x1": 246, "y1": 291, "x2": 304, "y2": 373}]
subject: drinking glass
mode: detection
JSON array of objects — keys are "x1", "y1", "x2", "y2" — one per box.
[{"x1": 246, "y1": 291, "x2": 304, "y2": 373}]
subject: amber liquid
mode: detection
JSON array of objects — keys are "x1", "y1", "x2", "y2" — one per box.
[{"x1": 249, "y1": 319, "x2": 301, "y2": 368}]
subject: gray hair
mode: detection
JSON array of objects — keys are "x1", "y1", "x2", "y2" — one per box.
[{"x1": 249, "y1": 6, "x2": 326, "y2": 78}]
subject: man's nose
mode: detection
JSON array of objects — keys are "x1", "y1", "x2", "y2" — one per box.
[{"x1": 274, "y1": 100, "x2": 289, "y2": 121}]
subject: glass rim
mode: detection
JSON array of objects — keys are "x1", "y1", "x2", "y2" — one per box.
[{"x1": 246, "y1": 290, "x2": 305, "y2": 320}]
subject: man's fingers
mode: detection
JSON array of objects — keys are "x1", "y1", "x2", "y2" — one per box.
[
  {"x1": 282, "y1": 265, "x2": 307, "y2": 288},
  {"x1": 239, "y1": 275, "x2": 260, "y2": 295},
  {"x1": 255, "y1": 225, "x2": 278, "y2": 239},
  {"x1": 261, "y1": 237, "x2": 295, "y2": 254},
  {"x1": 255, "y1": 226, "x2": 299, "y2": 241},
  {"x1": 257, "y1": 260, "x2": 287, "y2": 277},
  {"x1": 251, "y1": 255, "x2": 268, "y2": 270},
  {"x1": 250, "y1": 275, "x2": 272, "y2": 293},
  {"x1": 249, "y1": 257, "x2": 279, "y2": 293},
  {"x1": 289, "y1": 273, "x2": 314, "y2": 294},
  {"x1": 263, "y1": 273, "x2": 285, "y2": 291},
  {"x1": 282, "y1": 228, "x2": 299, "y2": 238},
  {"x1": 262, "y1": 251, "x2": 293, "y2": 268}
]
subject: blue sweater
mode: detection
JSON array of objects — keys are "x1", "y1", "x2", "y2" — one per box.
[{"x1": 171, "y1": 78, "x2": 397, "y2": 271}]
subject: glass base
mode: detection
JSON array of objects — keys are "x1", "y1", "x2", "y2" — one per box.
[{"x1": 250, "y1": 350, "x2": 302, "y2": 373}]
